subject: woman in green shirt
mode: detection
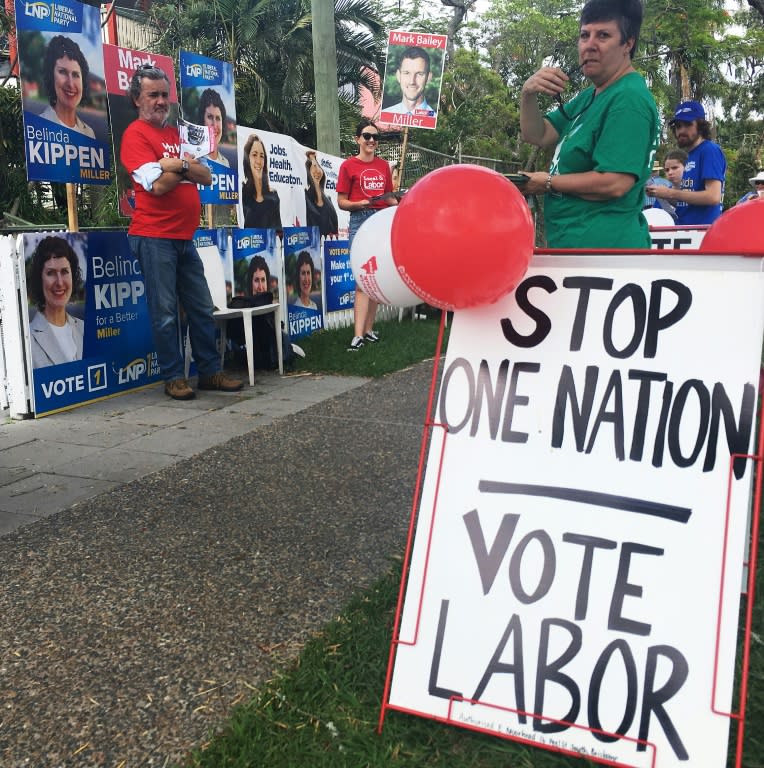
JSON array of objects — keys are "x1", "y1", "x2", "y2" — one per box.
[{"x1": 519, "y1": 0, "x2": 659, "y2": 249}]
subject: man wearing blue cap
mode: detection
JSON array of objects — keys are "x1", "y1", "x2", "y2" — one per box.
[{"x1": 647, "y1": 100, "x2": 726, "y2": 225}]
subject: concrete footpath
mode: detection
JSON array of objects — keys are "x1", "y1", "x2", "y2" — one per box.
[{"x1": 0, "y1": 362, "x2": 435, "y2": 766}]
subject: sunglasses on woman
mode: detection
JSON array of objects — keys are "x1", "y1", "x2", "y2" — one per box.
[{"x1": 360, "y1": 132, "x2": 379, "y2": 141}]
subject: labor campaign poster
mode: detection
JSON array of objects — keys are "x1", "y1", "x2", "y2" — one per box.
[
  {"x1": 302, "y1": 149, "x2": 343, "y2": 238},
  {"x1": 379, "y1": 30, "x2": 447, "y2": 130},
  {"x1": 15, "y1": 0, "x2": 111, "y2": 184},
  {"x1": 236, "y1": 126, "x2": 305, "y2": 231},
  {"x1": 23, "y1": 231, "x2": 159, "y2": 416},
  {"x1": 284, "y1": 227, "x2": 323, "y2": 339},
  {"x1": 323, "y1": 240, "x2": 353, "y2": 313},
  {"x1": 232, "y1": 228, "x2": 282, "y2": 304},
  {"x1": 103, "y1": 45, "x2": 178, "y2": 217},
  {"x1": 180, "y1": 51, "x2": 238, "y2": 206},
  {"x1": 387, "y1": 253, "x2": 764, "y2": 767}
]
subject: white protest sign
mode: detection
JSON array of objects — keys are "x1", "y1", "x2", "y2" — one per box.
[
  {"x1": 388, "y1": 253, "x2": 764, "y2": 768},
  {"x1": 650, "y1": 227, "x2": 707, "y2": 250}
]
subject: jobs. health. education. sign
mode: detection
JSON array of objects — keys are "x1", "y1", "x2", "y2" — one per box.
[{"x1": 387, "y1": 252, "x2": 764, "y2": 767}]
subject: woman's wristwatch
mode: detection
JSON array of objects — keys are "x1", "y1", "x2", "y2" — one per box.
[{"x1": 545, "y1": 174, "x2": 554, "y2": 192}]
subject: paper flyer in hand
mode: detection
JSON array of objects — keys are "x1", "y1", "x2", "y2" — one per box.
[{"x1": 178, "y1": 118, "x2": 217, "y2": 159}]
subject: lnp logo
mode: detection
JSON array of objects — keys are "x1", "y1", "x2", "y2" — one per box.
[
  {"x1": 24, "y1": 1, "x2": 50, "y2": 18},
  {"x1": 185, "y1": 62, "x2": 220, "y2": 80},
  {"x1": 116, "y1": 357, "x2": 147, "y2": 384},
  {"x1": 286, "y1": 232, "x2": 310, "y2": 247}
]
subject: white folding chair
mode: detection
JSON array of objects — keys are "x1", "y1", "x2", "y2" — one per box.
[{"x1": 186, "y1": 245, "x2": 282, "y2": 386}]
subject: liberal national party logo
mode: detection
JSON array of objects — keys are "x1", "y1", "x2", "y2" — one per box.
[
  {"x1": 185, "y1": 62, "x2": 220, "y2": 81},
  {"x1": 21, "y1": 0, "x2": 82, "y2": 29}
]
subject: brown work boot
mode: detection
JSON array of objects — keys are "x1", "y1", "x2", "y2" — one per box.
[
  {"x1": 197, "y1": 372, "x2": 244, "y2": 392},
  {"x1": 164, "y1": 378, "x2": 195, "y2": 400}
]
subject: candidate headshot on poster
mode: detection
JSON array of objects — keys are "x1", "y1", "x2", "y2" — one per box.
[
  {"x1": 179, "y1": 51, "x2": 238, "y2": 206},
  {"x1": 25, "y1": 234, "x2": 86, "y2": 369},
  {"x1": 15, "y1": 0, "x2": 111, "y2": 184},
  {"x1": 379, "y1": 32, "x2": 447, "y2": 130},
  {"x1": 231, "y1": 228, "x2": 280, "y2": 300},
  {"x1": 242, "y1": 134, "x2": 283, "y2": 230},
  {"x1": 304, "y1": 151, "x2": 339, "y2": 236}
]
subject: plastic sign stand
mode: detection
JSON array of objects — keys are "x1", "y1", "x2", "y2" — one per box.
[{"x1": 380, "y1": 250, "x2": 764, "y2": 768}]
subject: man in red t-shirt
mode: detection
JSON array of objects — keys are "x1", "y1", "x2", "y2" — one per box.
[
  {"x1": 336, "y1": 120, "x2": 397, "y2": 351},
  {"x1": 121, "y1": 65, "x2": 241, "y2": 400}
]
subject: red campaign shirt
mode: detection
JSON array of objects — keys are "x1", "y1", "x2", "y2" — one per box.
[
  {"x1": 336, "y1": 155, "x2": 393, "y2": 209},
  {"x1": 120, "y1": 120, "x2": 201, "y2": 240}
]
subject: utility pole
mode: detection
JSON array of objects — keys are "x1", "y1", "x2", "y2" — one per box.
[{"x1": 312, "y1": 0, "x2": 340, "y2": 155}]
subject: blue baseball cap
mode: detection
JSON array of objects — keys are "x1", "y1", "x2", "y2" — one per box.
[{"x1": 669, "y1": 100, "x2": 705, "y2": 125}]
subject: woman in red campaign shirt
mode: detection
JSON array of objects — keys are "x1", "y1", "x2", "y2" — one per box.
[{"x1": 337, "y1": 119, "x2": 397, "y2": 352}]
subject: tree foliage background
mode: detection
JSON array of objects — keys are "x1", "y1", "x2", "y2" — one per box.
[{"x1": 1, "y1": 0, "x2": 763, "y2": 224}]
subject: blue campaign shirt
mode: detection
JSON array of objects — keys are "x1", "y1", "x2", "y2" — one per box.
[{"x1": 674, "y1": 140, "x2": 726, "y2": 225}]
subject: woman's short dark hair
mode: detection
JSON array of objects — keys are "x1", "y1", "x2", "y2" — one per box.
[
  {"x1": 43, "y1": 35, "x2": 90, "y2": 107},
  {"x1": 198, "y1": 88, "x2": 226, "y2": 128},
  {"x1": 242, "y1": 133, "x2": 271, "y2": 193},
  {"x1": 246, "y1": 255, "x2": 270, "y2": 296},
  {"x1": 28, "y1": 236, "x2": 82, "y2": 311},
  {"x1": 580, "y1": 0, "x2": 643, "y2": 59},
  {"x1": 295, "y1": 251, "x2": 314, "y2": 292}
]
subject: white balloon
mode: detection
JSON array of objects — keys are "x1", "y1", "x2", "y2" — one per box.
[
  {"x1": 642, "y1": 207, "x2": 675, "y2": 227},
  {"x1": 350, "y1": 206, "x2": 421, "y2": 307}
]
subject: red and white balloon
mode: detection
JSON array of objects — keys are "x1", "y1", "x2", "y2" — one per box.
[
  {"x1": 390, "y1": 164, "x2": 535, "y2": 311},
  {"x1": 349, "y1": 206, "x2": 421, "y2": 307}
]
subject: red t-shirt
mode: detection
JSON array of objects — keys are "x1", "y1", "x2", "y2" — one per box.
[
  {"x1": 120, "y1": 120, "x2": 201, "y2": 240},
  {"x1": 336, "y1": 155, "x2": 393, "y2": 209}
]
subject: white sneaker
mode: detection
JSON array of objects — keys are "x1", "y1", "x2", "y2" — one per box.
[{"x1": 347, "y1": 336, "x2": 364, "y2": 351}]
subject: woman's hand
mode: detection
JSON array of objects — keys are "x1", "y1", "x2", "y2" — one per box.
[
  {"x1": 522, "y1": 66, "x2": 568, "y2": 99},
  {"x1": 646, "y1": 184, "x2": 674, "y2": 200},
  {"x1": 518, "y1": 172, "x2": 550, "y2": 196}
]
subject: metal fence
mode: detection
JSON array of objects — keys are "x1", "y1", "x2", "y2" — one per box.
[{"x1": 341, "y1": 138, "x2": 522, "y2": 191}]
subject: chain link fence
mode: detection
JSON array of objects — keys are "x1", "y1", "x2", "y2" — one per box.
[{"x1": 341, "y1": 136, "x2": 522, "y2": 191}]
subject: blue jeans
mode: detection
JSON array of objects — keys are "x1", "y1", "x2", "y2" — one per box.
[
  {"x1": 128, "y1": 235, "x2": 220, "y2": 381},
  {"x1": 349, "y1": 209, "x2": 379, "y2": 247}
]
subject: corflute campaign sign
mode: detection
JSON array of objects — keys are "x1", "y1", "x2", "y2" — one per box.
[
  {"x1": 387, "y1": 253, "x2": 764, "y2": 767},
  {"x1": 23, "y1": 232, "x2": 160, "y2": 416},
  {"x1": 180, "y1": 51, "x2": 238, "y2": 206},
  {"x1": 16, "y1": 0, "x2": 111, "y2": 184},
  {"x1": 379, "y1": 30, "x2": 447, "y2": 130},
  {"x1": 284, "y1": 227, "x2": 323, "y2": 339},
  {"x1": 324, "y1": 240, "x2": 353, "y2": 313}
]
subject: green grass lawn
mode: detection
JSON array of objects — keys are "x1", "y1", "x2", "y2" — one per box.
[
  {"x1": 183, "y1": 316, "x2": 764, "y2": 768},
  {"x1": 288, "y1": 314, "x2": 449, "y2": 378}
]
